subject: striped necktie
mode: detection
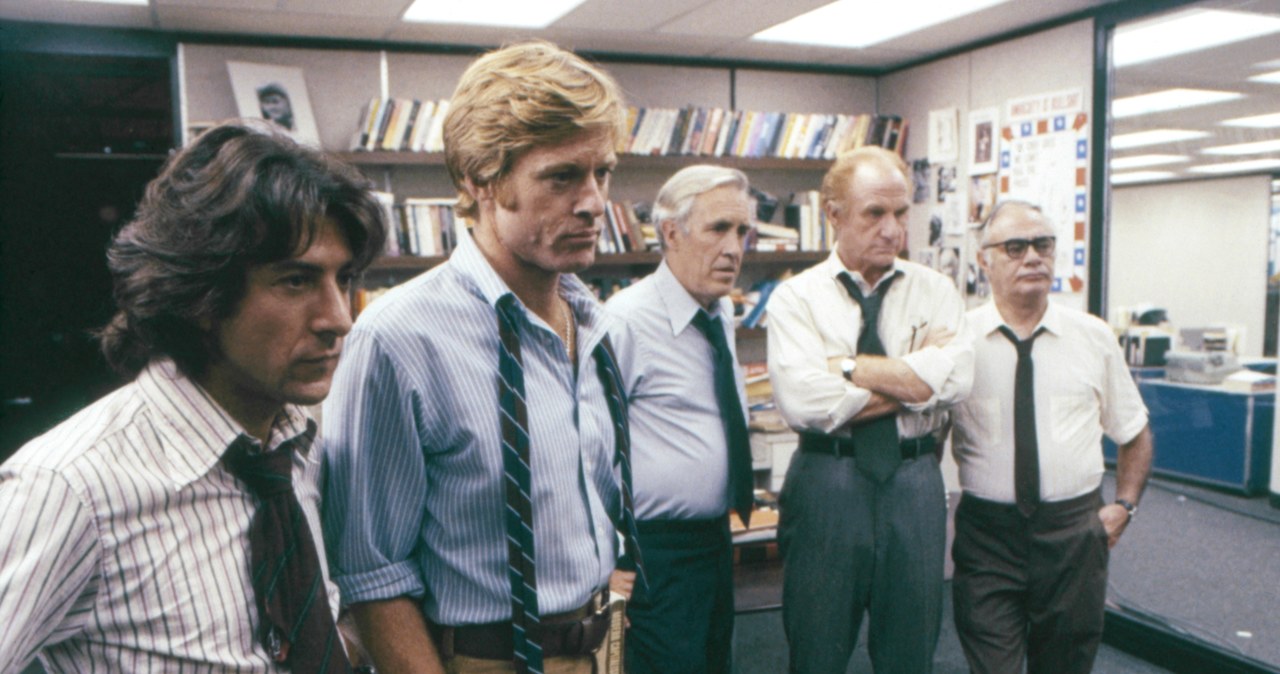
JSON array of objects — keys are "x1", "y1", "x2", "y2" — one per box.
[
  {"x1": 223, "y1": 437, "x2": 351, "y2": 674},
  {"x1": 495, "y1": 295, "x2": 647, "y2": 674}
]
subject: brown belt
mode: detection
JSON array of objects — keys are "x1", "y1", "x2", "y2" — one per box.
[{"x1": 431, "y1": 590, "x2": 611, "y2": 661}]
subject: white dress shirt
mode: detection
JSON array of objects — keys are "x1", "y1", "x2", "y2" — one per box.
[
  {"x1": 0, "y1": 358, "x2": 339, "y2": 673},
  {"x1": 767, "y1": 252, "x2": 974, "y2": 438},
  {"x1": 605, "y1": 261, "x2": 748, "y2": 521},
  {"x1": 952, "y1": 301, "x2": 1149, "y2": 503}
]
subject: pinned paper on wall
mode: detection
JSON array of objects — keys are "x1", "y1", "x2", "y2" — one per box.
[{"x1": 928, "y1": 107, "x2": 959, "y2": 163}]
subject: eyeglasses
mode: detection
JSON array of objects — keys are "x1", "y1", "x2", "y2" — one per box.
[{"x1": 981, "y1": 236, "x2": 1056, "y2": 259}]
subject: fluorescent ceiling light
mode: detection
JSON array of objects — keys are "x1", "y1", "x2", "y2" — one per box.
[
  {"x1": 1222, "y1": 112, "x2": 1280, "y2": 128},
  {"x1": 1111, "y1": 129, "x2": 1209, "y2": 149},
  {"x1": 1202, "y1": 139, "x2": 1280, "y2": 156},
  {"x1": 1111, "y1": 154, "x2": 1188, "y2": 170},
  {"x1": 1112, "y1": 171, "x2": 1177, "y2": 185},
  {"x1": 1249, "y1": 69, "x2": 1280, "y2": 84},
  {"x1": 403, "y1": 0, "x2": 586, "y2": 28},
  {"x1": 752, "y1": 0, "x2": 1012, "y2": 49},
  {"x1": 1189, "y1": 158, "x2": 1280, "y2": 174},
  {"x1": 1113, "y1": 9, "x2": 1280, "y2": 68},
  {"x1": 1112, "y1": 88, "x2": 1242, "y2": 118}
]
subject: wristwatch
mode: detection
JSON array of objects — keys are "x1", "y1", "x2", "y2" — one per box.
[
  {"x1": 1115, "y1": 498, "x2": 1137, "y2": 522},
  {"x1": 840, "y1": 357, "x2": 857, "y2": 382}
]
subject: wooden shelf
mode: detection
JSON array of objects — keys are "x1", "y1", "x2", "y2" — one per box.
[
  {"x1": 335, "y1": 151, "x2": 832, "y2": 171},
  {"x1": 367, "y1": 249, "x2": 826, "y2": 274}
]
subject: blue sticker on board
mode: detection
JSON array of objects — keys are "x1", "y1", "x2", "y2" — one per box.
[
  {"x1": 1075, "y1": 194, "x2": 1086, "y2": 212},
  {"x1": 1001, "y1": 150, "x2": 1011, "y2": 168},
  {"x1": 1076, "y1": 139, "x2": 1088, "y2": 159},
  {"x1": 1021, "y1": 122, "x2": 1033, "y2": 136},
  {"x1": 1074, "y1": 247, "x2": 1086, "y2": 265},
  {"x1": 1052, "y1": 278, "x2": 1063, "y2": 292},
  {"x1": 1054, "y1": 116, "x2": 1067, "y2": 131}
]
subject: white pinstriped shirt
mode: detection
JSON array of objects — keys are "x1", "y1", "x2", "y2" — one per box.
[
  {"x1": 321, "y1": 232, "x2": 620, "y2": 626},
  {"x1": 0, "y1": 358, "x2": 341, "y2": 673}
]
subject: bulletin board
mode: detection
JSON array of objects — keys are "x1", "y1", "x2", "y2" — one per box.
[{"x1": 998, "y1": 111, "x2": 1089, "y2": 293}]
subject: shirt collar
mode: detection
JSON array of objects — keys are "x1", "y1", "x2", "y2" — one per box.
[
  {"x1": 973, "y1": 300, "x2": 1064, "y2": 338},
  {"x1": 448, "y1": 227, "x2": 612, "y2": 353},
  {"x1": 823, "y1": 250, "x2": 904, "y2": 295},
  {"x1": 136, "y1": 358, "x2": 316, "y2": 490},
  {"x1": 653, "y1": 260, "x2": 732, "y2": 337}
]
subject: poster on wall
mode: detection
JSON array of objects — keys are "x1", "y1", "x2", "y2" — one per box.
[
  {"x1": 998, "y1": 94, "x2": 1089, "y2": 294},
  {"x1": 226, "y1": 61, "x2": 321, "y2": 147},
  {"x1": 968, "y1": 107, "x2": 999, "y2": 175}
]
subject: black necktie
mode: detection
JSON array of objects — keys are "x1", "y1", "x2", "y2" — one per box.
[
  {"x1": 691, "y1": 309, "x2": 755, "y2": 527},
  {"x1": 836, "y1": 272, "x2": 901, "y2": 482},
  {"x1": 999, "y1": 326, "x2": 1045, "y2": 517},
  {"x1": 223, "y1": 437, "x2": 352, "y2": 674},
  {"x1": 495, "y1": 296, "x2": 647, "y2": 674}
]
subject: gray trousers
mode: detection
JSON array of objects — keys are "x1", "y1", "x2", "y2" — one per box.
[{"x1": 778, "y1": 450, "x2": 947, "y2": 674}]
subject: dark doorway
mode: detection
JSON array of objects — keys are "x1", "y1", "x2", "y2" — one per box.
[{"x1": 0, "y1": 52, "x2": 172, "y2": 459}]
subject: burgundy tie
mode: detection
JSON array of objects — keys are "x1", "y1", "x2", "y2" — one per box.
[{"x1": 224, "y1": 437, "x2": 352, "y2": 673}]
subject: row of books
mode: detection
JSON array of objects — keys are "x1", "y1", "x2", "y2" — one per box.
[
  {"x1": 372, "y1": 192, "x2": 464, "y2": 257},
  {"x1": 351, "y1": 98, "x2": 450, "y2": 152},
  {"x1": 619, "y1": 108, "x2": 907, "y2": 160},
  {"x1": 599, "y1": 201, "x2": 658, "y2": 254},
  {"x1": 347, "y1": 97, "x2": 908, "y2": 161}
]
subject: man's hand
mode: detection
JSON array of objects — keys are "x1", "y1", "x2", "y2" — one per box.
[
  {"x1": 609, "y1": 569, "x2": 635, "y2": 600},
  {"x1": 919, "y1": 328, "x2": 955, "y2": 349},
  {"x1": 1097, "y1": 504, "x2": 1131, "y2": 549}
]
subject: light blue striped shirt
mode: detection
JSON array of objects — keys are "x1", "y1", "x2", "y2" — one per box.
[
  {"x1": 604, "y1": 261, "x2": 748, "y2": 521},
  {"x1": 321, "y1": 232, "x2": 620, "y2": 625}
]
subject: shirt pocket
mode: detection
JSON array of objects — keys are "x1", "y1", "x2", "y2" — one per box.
[
  {"x1": 955, "y1": 396, "x2": 1001, "y2": 446},
  {"x1": 1049, "y1": 394, "x2": 1098, "y2": 445}
]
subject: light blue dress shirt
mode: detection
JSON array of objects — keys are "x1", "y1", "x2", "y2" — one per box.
[
  {"x1": 605, "y1": 261, "x2": 749, "y2": 521},
  {"x1": 321, "y1": 233, "x2": 620, "y2": 625}
]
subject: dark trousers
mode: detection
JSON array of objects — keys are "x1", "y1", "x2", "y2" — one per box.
[
  {"x1": 951, "y1": 490, "x2": 1109, "y2": 674},
  {"x1": 624, "y1": 516, "x2": 734, "y2": 674},
  {"x1": 778, "y1": 451, "x2": 947, "y2": 674}
]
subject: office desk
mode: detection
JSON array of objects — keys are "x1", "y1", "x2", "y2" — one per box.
[{"x1": 1105, "y1": 379, "x2": 1274, "y2": 494}]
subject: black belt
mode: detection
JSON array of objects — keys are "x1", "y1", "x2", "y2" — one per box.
[
  {"x1": 799, "y1": 431, "x2": 938, "y2": 461},
  {"x1": 431, "y1": 589, "x2": 611, "y2": 660}
]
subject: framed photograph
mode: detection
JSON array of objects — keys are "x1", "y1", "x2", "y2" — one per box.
[
  {"x1": 226, "y1": 61, "x2": 321, "y2": 147},
  {"x1": 968, "y1": 107, "x2": 999, "y2": 175}
]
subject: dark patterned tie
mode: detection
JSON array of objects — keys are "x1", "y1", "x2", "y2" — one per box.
[
  {"x1": 495, "y1": 295, "x2": 543, "y2": 674},
  {"x1": 836, "y1": 272, "x2": 901, "y2": 482},
  {"x1": 495, "y1": 295, "x2": 647, "y2": 674},
  {"x1": 594, "y1": 334, "x2": 647, "y2": 588},
  {"x1": 999, "y1": 326, "x2": 1046, "y2": 517},
  {"x1": 223, "y1": 437, "x2": 351, "y2": 674},
  {"x1": 691, "y1": 309, "x2": 755, "y2": 527}
]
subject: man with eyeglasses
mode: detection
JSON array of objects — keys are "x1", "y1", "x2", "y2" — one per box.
[
  {"x1": 950, "y1": 200, "x2": 1153, "y2": 674},
  {"x1": 768, "y1": 146, "x2": 974, "y2": 673}
]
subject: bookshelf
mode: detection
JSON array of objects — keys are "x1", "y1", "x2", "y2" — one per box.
[
  {"x1": 366, "y1": 249, "x2": 827, "y2": 274},
  {"x1": 336, "y1": 151, "x2": 835, "y2": 172}
]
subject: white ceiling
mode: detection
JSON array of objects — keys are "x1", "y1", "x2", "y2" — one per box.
[
  {"x1": 0, "y1": 0, "x2": 1120, "y2": 70},
  {"x1": 1109, "y1": 0, "x2": 1280, "y2": 183}
]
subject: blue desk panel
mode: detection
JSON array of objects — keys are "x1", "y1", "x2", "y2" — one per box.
[{"x1": 1104, "y1": 380, "x2": 1273, "y2": 494}]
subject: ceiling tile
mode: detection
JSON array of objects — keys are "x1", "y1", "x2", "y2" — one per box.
[
  {"x1": 656, "y1": 0, "x2": 831, "y2": 38},
  {"x1": 555, "y1": 0, "x2": 711, "y2": 32},
  {"x1": 156, "y1": 6, "x2": 396, "y2": 40}
]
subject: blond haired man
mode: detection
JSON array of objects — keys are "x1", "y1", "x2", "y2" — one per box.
[
  {"x1": 768, "y1": 146, "x2": 974, "y2": 673},
  {"x1": 323, "y1": 41, "x2": 637, "y2": 674}
]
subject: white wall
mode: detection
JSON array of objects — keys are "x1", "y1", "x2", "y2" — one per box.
[
  {"x1": 879, "y1": 20, "x2": 1095, "y2": 312},
  {"x1": 1110, "y1": 174, "x2": 1271, "y2": 357}
]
